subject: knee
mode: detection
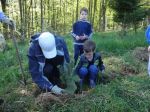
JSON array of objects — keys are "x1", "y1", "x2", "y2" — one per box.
[
  {"x1": 79, "y1": 67, "x2": 88, "y2": 79},
  {"x1": 89, "y1": 65, "x2": 99, "y2": 75}
]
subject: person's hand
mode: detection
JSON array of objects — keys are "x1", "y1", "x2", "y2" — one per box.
[
  {"x1": 80, "y1": 34, "x2": 87, "y2": 40},
  {"x1": 75, "y1": 36, "x2": 80, "y2": 40},
  {"x1": 51, "y1": 85, "x2": 65, "y2": 95},
  {"x1": 2, "y1": 18, "x2": 15, "y2": 29}
]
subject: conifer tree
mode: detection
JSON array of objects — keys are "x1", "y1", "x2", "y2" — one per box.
[{"x1": 109, "y1": 0, "x2": 146, "y2": 34}]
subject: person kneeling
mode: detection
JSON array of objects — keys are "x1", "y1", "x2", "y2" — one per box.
[{"x1": 28, "y1": 32, "x2": 70, "y2": 95}]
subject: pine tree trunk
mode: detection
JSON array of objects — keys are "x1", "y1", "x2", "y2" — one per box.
[
  {"x1": 24, "y1": 0, "x2": 27, "y2": 37},
  {"x1": 76, "y1": 0, "x2": 79, "y2": 21},
  {"x1": 1, "y1": 0, "x2": 6, "y2": 12},
  {"x1": 47, "y1": 0, "x2": 50, "y2": 24},
  {"x1": 101, "y1": 0, "x2": 106, "y2": 31},
  {"x1": 92, "y1": 0, "x2": 97, "y2": 27},
  {"x1": 31, "y1": 0, "x2": 34, "y2": 31},
  {"x1": 35, "y1": 0, "x2": 38, "y2": 32},
  {"x1": 88, "y1": 0, "x2": 93, "y2": 22},
  {"x1": 148, "y1": 16, "x2": 150, "y2": 25},
  {"x1": 63, "y1": 1, "x2": 66, "y2": 34},
  {"x1": 98, "y1": 1, "x2": 102, "y2": 31},
  {"x1": 41, "y1": 0, "x2": 44, "y2": 32},
  {"x1": 18, "y1": 0, "x2": 25, "y2": 41}
]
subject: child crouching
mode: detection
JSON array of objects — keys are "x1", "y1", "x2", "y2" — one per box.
[{"x1": 75, "y1": 40, "x2": 105, "y2": 90}]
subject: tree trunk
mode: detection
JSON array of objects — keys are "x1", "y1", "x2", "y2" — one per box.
[
  {"x1": 18, "y1": 0, "x2": 25, "y2": 41},
  {"x1": 31, "y1": 0, "x2": 34, "y2": 31},
  {"x1": 101, "y1": 0, "x2": 106, "y2": 31},
  {"x1": 1, "y1": 0, "x2": 6, "y2": 12},
  {"x1": 98, "y1": 1, "x2": 102, "y2": 31},
  {"x1": 76, "y1": 0, "x2": 79, "y2": 21},
  {"x1": 63, "y1": 1, "x2": 66, "y2": 34},
  {"x1": 34, "y1": 0, "x2": 38, "y2": 32},
  {"x1": 47, "y1": 0, "x2": 50, "y2": 24},
  {"x1": 88, "y1": 0, "x2": 93, "y2": 22},
  {"x1": 92, "y1": 0, "x2": 97, "y2": 27},
  {"x1": 41, "y1": 0, "x2": 44, "y2": 32},
  {"x1": 148, "y1": 16, "x2": 150, "y2": 24}
]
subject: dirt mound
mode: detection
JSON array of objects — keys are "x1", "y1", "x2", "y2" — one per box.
[
  {"x1": 132, "y1": 47, "x2": 148, "y2": 61},
  {"x1": 35, "y1": 91, "x2": 89, "y2": 105}
]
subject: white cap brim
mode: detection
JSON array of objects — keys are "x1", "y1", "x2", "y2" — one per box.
[{"x1": 42, "y1": 47, "x2": 57, "y2": 59}]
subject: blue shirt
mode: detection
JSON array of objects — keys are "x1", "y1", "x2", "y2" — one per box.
[{"x1": 0, "y1": 11, "x2": 7, "y2": 21}]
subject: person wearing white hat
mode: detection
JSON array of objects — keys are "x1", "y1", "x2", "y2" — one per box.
[{"x1": 28, "y1": 32, "x2": 70, "y2": 95}]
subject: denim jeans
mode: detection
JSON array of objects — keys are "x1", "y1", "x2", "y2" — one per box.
[{"x1": 78, "y1": 65, "x2": 99, "y2": 88}]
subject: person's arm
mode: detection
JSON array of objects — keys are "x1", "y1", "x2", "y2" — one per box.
[
  {"x1": 71, "y1": 23, "x2": 77, "y2": 37},
  {"x1": 28, "y1": 44, "x2": 53, "y2": 91},
  {"x1": 28, "y1": 56, "x2": 65, "y2": 94},
  {"x1": 0, "y1": 11, "x2": 15, "y2": 29},
  {"x1": 81, "y1": 22, "x2": 93, "y2": 40},
  {"x1": 71, "y1": 22, "x2": 80, "y2": 40}
]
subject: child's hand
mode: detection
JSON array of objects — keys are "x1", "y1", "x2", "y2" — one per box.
[
  {"x1": 80, "y1": 34, "x2": 87, "y2": 40},
  {"x1": 75, "y1": 36, "x2": 80, "y2": 40}
]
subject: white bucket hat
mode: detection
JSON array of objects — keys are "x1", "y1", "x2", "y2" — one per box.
[{"x1": 38, "y1": 32, "x2": 56, "y2": 59}]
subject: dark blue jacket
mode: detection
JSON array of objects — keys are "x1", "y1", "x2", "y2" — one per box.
[
  {"x1": 71, "y1": 19, "x2": 93, "y2": 45},
  {"x1": 27, "y1": 33, "x2": 70, "y2": 91},
  {"x1": 75, "y1": 52, "x2": 105, "y2": 74}
]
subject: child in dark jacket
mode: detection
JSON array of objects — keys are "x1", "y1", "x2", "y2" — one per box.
[
  {"x1": 71, "y1": 7, "x2": 93, "y2": 65},
  {"x1": 75, "y1": 40, "x2": 105, "y2": 89}
]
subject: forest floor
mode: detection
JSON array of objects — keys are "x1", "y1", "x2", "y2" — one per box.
[{"x1": 0, "y1": 30, "x2": 150, "y2": 112}]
